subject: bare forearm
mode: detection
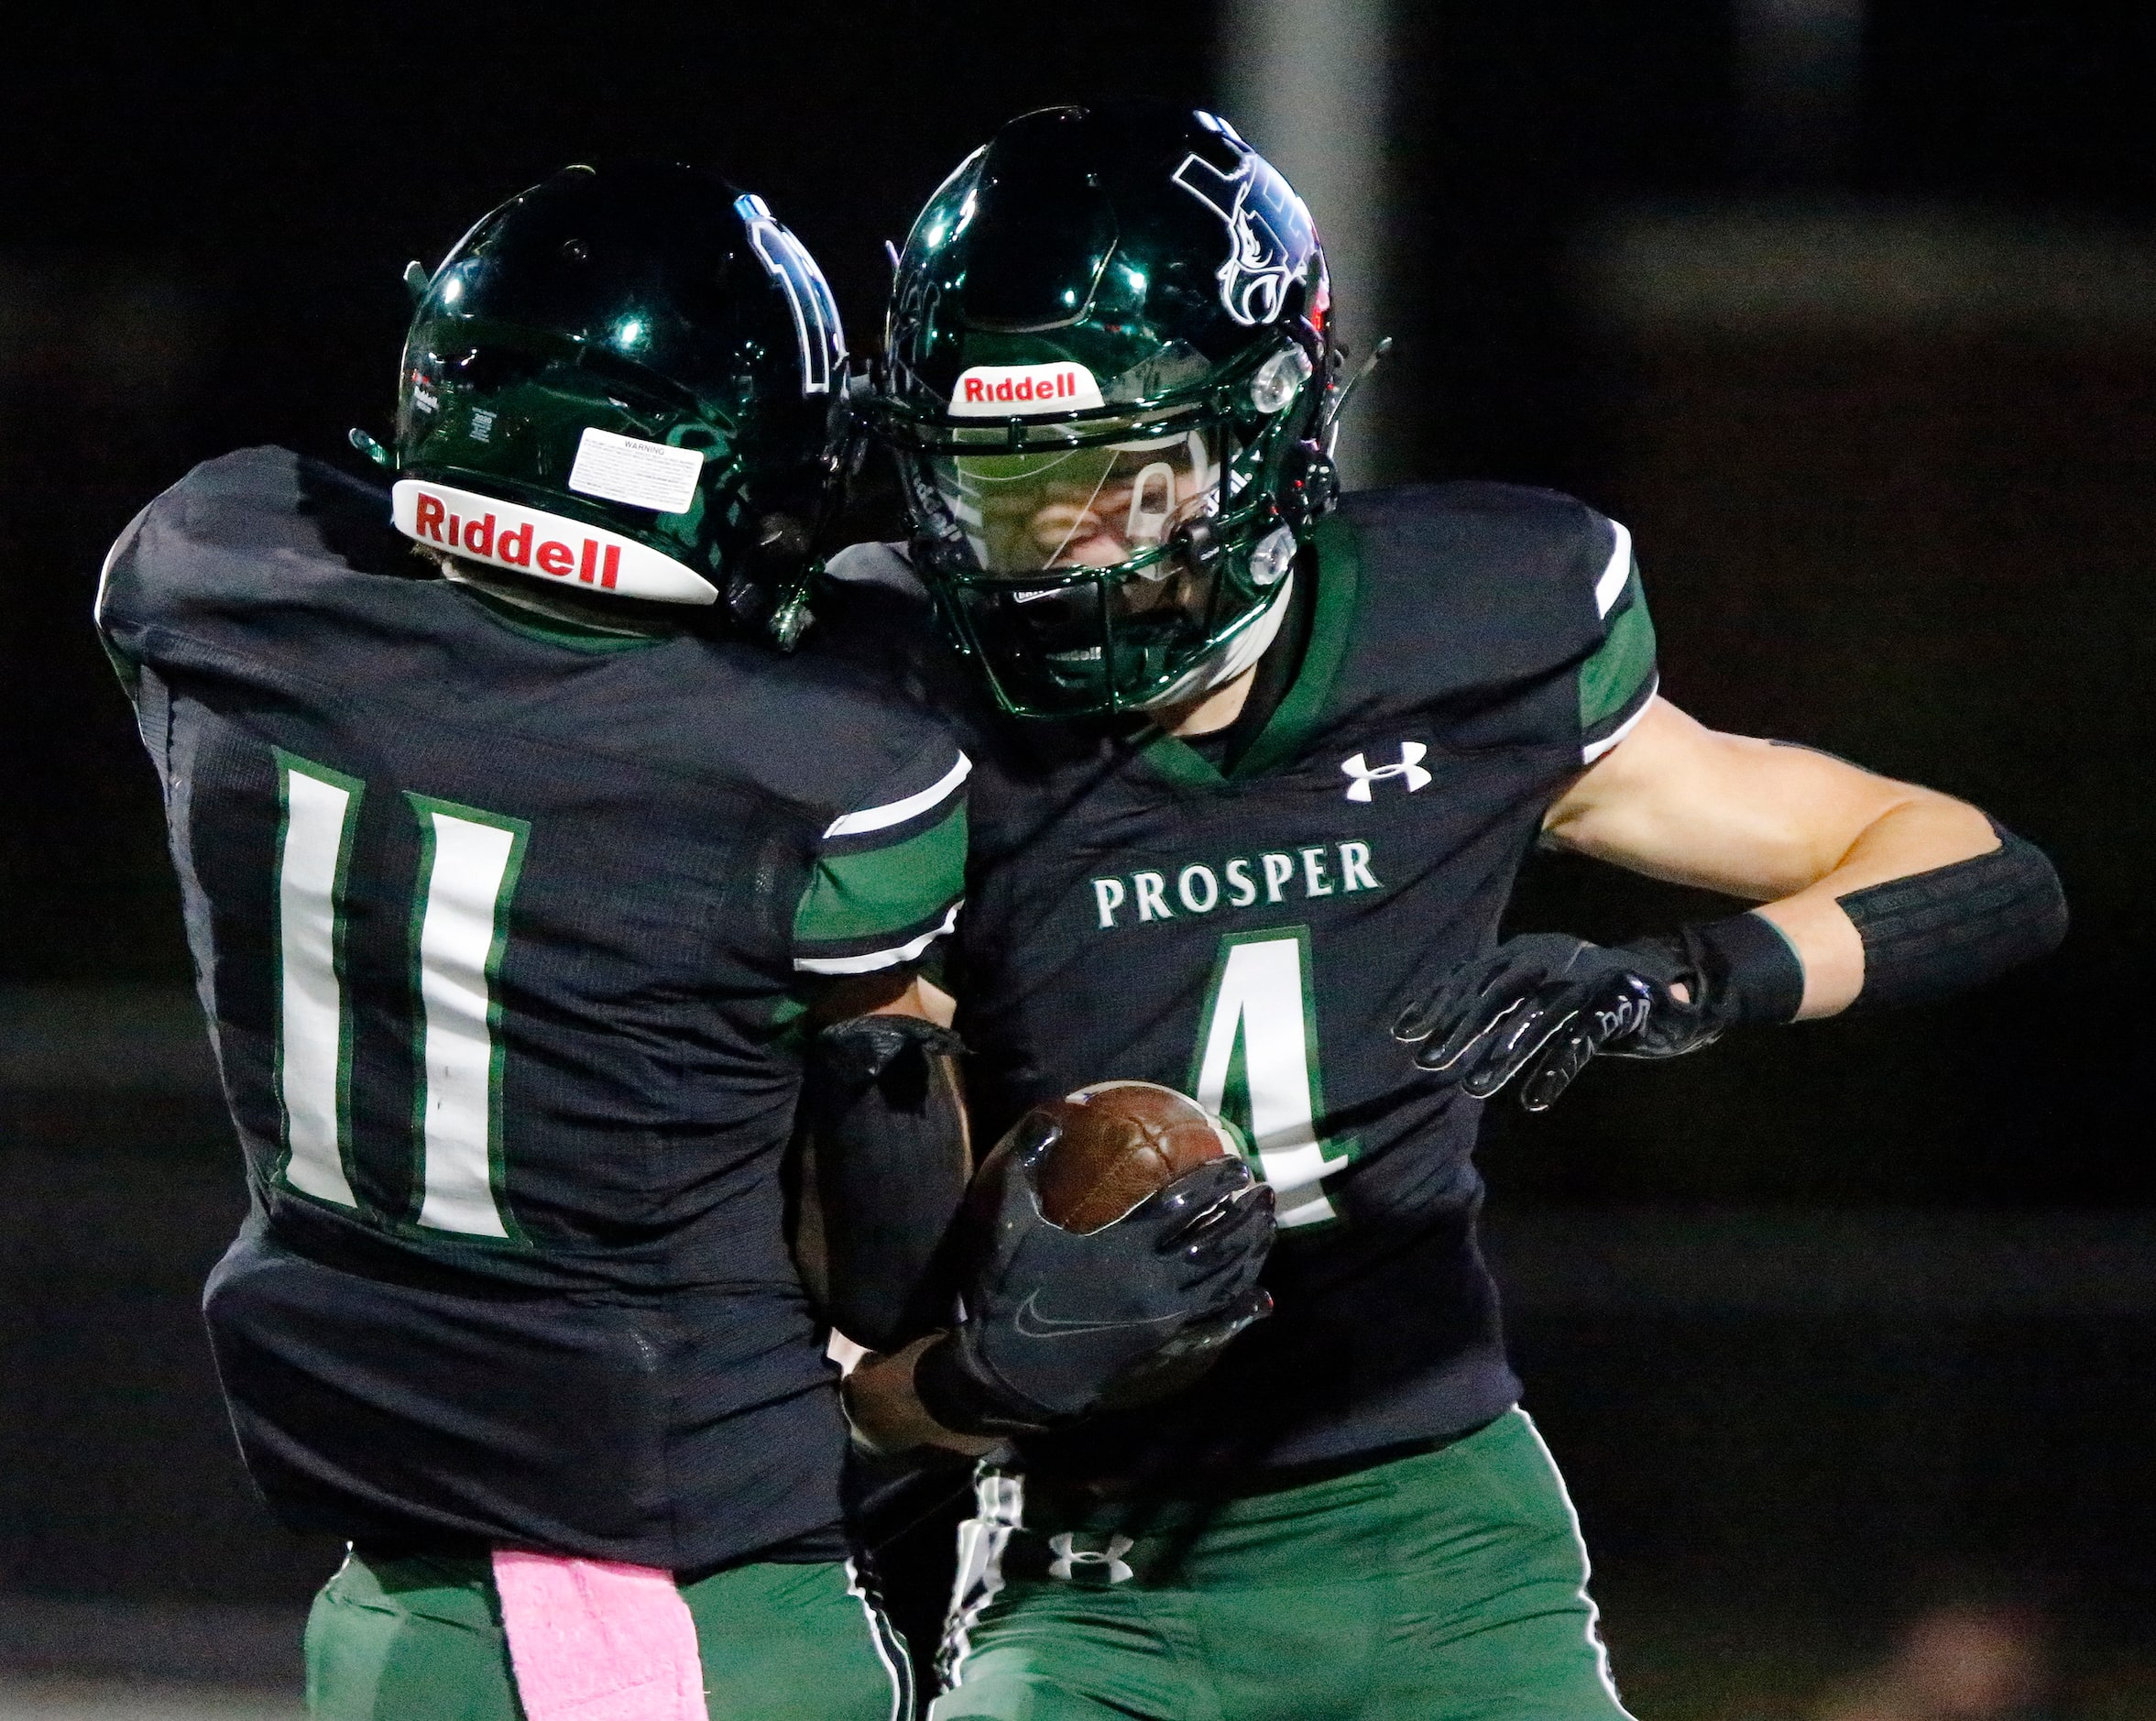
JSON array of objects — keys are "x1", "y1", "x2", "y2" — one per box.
[
  {"x1": 842, "y1": 1336, "x2": 999, "y2": 1459},
  {"x1": 1546, "y1": 702, "x2": 2036, "y2": 1020},
  {"x1": 1751, "y1": 792, "x2": 1997, "y2": 1017},
  {"x1": 1432, "y1": 702, "x2": 2063, "y2": 1110}
]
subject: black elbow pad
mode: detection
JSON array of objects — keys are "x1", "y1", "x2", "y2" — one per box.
[
  {"x1": 1840, "y1": 824, "x2": 2068, "y2": 1011},
  {"x1": 800, "y1": 1014, "x2": 969, "y2": 1353}
]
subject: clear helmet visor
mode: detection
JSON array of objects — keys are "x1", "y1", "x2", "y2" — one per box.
[
  {"x1": 921, "y1": 424, "x2": 1241, "y2": 712},
  {"x1": 928, "y1": 423, "x2": 1223, "y2": 577}
]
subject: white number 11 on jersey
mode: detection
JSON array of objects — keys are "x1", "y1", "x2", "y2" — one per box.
[
  {"x1": 273, "y1": 751, "x2": 527, "y2": 1240},
  {"x1": 1187, "y1": 927, "x2": 1355, "y2": 1228}
]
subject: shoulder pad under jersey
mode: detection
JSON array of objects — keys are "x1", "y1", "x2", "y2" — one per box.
[
  {"x1": 1321, "y1": 482, "x2": 1654, "y2": 758},
  {"x1": 97, "y1": 446, "x2": 410, "y2": 651}
]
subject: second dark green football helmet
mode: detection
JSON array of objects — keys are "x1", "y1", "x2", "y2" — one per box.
[{"x1": 869, "y1": 101, "x2": 1340, "y2": 718}]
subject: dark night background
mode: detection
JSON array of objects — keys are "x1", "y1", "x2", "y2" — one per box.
[{"x1": 2, "y1": 4, "x2": 2151, "y2": 1715}]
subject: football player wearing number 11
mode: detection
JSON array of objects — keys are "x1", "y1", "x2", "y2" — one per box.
[
  {"x1": 94, "y1": 163, "x2": 977, "y2": 1720},
  {"x1": 834, "y1": 103, "x2": 2069, "y2": 1720}
]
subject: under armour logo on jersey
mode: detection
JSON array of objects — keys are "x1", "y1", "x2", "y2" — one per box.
[
  {"x1": 1341, "y1": 742, "x2": 1432, "y2": 802},
  {"x1": 1046, "y1": 1532, "x2": 1135, "y2": 1584}
]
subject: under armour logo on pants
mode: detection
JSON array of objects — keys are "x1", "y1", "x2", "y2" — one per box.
[{"x1": 1046, "y1": 1533, "x2": 1135, "y2": 1584}]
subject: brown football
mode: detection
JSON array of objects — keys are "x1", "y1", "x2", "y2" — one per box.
[{"x1": 1025, "y1": 1080, "x2": 1242, "y2": 1233}]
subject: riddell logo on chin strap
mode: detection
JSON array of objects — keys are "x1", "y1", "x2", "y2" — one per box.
[{"x1": 409, "y1": 490, "x2": 619, "y2": 587}]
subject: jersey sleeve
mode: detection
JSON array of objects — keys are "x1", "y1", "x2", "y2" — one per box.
[
  {"x1": 1576, "y1": 516, "x2": 1658, "y2": 762},
  {"x1": 790, "y1": 740, "x2": 970, "y2": 975},
  {"x1": 92, "y1": 498, "x2": 161, "y2": 688}
]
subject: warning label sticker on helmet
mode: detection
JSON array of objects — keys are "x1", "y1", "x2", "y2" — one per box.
[
  {"x1": 567, "y1": 428, "x2": 706, "y2": 514},
  {"x1": 949, "y1": 362, "x2": 1105, "y2": 418}
]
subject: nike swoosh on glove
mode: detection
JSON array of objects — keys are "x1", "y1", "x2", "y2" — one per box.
[{"x1": 1393, "y1": 931, "x2": 1722, "y2": 1112}]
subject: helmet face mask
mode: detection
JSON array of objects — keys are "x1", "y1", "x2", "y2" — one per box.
[
  {"x1": 870, "y1": 102, "x2": 1338, "y2": 718},
  {"x1": 388, "y1": 164, "x2": 846, "y2": 636},
  {"x1": 929, "y1": 424, "x2": 1228, "y2": 717},
  {"x1": 894, "y1": 365, "x2": 1311, "y2": 715}
]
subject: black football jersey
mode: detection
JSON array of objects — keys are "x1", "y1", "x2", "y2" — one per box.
[
  {"x1": 824, "y1": 482, "x2": 1656, "y2": 1484},
  {"x1": 96, "y1": 448, "x2": 969, "y2": 1567}
]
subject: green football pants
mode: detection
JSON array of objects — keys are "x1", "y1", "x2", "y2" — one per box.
[
  {"x1": 931, "y1": 1409, "x2": 1632, "y2": 1721},
  {"x1": 304, "y1": 1548, "x2": 908, "y2": 1720}
]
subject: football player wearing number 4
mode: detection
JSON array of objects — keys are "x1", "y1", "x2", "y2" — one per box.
[
  {"x1": 94, "y1": 163, "x2": 995, "y2": 1721},
  {"x1": 833, "y1": 103, "x2": 2069, "y2": 1721}
]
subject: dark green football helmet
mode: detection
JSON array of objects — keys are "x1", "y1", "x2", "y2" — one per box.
[
  {"x1": 368, "y1": 160, "x2": 845, "y2": 640},
  {"x1": 869, "y1": 102, "x2": 1340, "y2": 718}
]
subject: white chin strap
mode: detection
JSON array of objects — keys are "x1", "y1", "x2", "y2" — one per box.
[
  {"x1": 390, "y1": 479, "x2": 718, "y2": 606},
  {"x1": 1137, "y1": 573, "x2": 1297, "y2": 712}
]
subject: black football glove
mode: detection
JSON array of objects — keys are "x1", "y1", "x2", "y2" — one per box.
[
  {"x1": 914, "y1": 1113, "x2": 1276, "y2": 1437},
  {"x1": 1393, "y1": 931, "x2": 1727, "y2": 1112}
]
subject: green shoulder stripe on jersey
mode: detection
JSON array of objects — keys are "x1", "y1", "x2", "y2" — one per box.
[
  {"x1": 1578, "y1": 567, "x2": 1657, "y2": 758},
  {"x1": 793, "y1": 801, "x2": 968, "y2": 970},
  {"x1": 1135, "y1": 510, "x2": 1364, "y2": 788}
]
